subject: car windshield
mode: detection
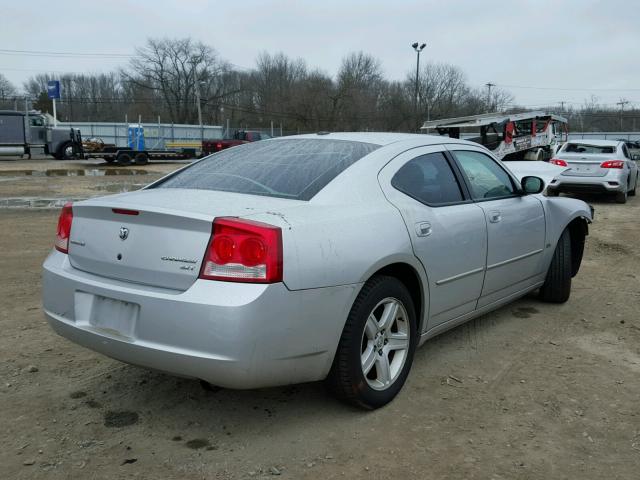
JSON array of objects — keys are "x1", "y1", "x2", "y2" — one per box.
[
  {"x1": 564, "y1": 143, "x2": 615, "y2": 154},
  {"x1": 153, "y1": 138, "x2": 379, "y2": 200}
]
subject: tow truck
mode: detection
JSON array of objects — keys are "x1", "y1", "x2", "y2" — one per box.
[{"x1": 421, "y1": 111, "x2": 568, "y2": 161}]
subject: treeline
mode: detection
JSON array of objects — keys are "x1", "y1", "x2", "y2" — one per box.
[
  {"x1": 2, "y1": 38, "x2": 511, "y2": 132},
  {"x1": 0, "y1": 37, "x2": 638, "y2": 133}
]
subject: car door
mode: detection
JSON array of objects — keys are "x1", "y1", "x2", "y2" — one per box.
[
  {"x1": 378, "y1": 146, "x2": 487, "y2": 328},
  {"x1": 447, "y1": 146, "x2": 547, "y2": 308}
]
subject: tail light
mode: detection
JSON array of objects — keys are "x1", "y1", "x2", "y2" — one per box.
[
  {"x1": 550, "y1": 158, "x2": 568, "y2": 167},
  {"x1": 600, "y1": 160, "x2": 624, "y2": 169},
  {"x1": 55, "y1": 202, "x2": 73, "y2": 253},
  {"x1": 200, "y1": 217, "x2": 283, "y2": 283}
]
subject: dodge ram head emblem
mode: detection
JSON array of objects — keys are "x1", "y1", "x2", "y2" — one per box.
[{"x1": 119, "y1": 227, "x2": 129, "y2": 241}]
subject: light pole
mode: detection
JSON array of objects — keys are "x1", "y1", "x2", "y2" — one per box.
[
  {"x1": 412, "y1": 42, "x2": 426, "y2": 131},
  {"x1": 195, "y1": 80, "x2": 206, "y2": 145},
  {"x1": 485, "y1": 82, "x2": 495, "y2": 112}
]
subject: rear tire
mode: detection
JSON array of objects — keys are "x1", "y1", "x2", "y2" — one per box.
[
  {"x1": 539, "y1": 229, "x2": 572, "y2": 303},
  {"x1": 615, "y1": 190, "x2": 628, "y2": 204},
  {"x1": 116, "y1": 153, "x2": 132, "y2": 166},
  {"x1": 629, "y1": 174, "x2": 637, "y2": 196},
  {"x1": 326, "y1": 275, "x2": 417, "y2": 409},
  {"x1": 134, "y1": 152, "x2": 149, "y2": 165}
]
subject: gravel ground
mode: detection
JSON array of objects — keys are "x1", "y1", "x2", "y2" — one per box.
[{"x1": 1, "y1": 157, "x2": 639, "y2": 479}]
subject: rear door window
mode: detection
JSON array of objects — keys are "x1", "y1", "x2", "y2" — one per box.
[
  {"x1": 622, "y1": 144, "x2": 631, "y2": 159},
  {"x1": 391, "y1": 152, "x2": 464, "y2": 205},
  {"x1": 154, "y1": 139, "x2": 379, "y2": 200}
]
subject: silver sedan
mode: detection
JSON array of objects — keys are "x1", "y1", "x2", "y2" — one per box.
[
  {"x1": 547, "y1": 139, "x2": 639, "y2": 203},
  {"x1": 42, "y1": 133, "x2": 592, "y2": 409}
]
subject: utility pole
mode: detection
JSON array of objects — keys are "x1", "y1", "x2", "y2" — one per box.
[
  {"x1": 616, "y1": 98, "x2": 630, "y2": 132},
  {"x1": 485, "y1": 82, "x2": 495, "y2": 112},
  {"x1": 412, "y1": 42, "x2": 426, "y2": 131},
  {"x1": 559, "y1": 101, "x2": 566, "y2": 112},
  {"x1": 195, "y1": 82, "x2": 203, "y2": 145}
]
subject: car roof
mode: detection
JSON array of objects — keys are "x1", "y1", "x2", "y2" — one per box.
[
  {"x1": 566, "y1": 139, "x2": 621, "y2": 147},
  {"x1": 277, "y1": 131, "x2": 480, "y2": 147}
]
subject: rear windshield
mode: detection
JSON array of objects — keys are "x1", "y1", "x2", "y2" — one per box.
[
  {"x1": 564, "y1": 143, "x2": 616, "y2": 154},
  {"x1": 153, "y1": 139, "x2": 379, "y2": 200}
]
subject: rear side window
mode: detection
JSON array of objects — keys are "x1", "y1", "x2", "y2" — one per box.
[
  {"x1": 154, "y1": 139, "x2": 379, "y2": 200},
  {"x1": 392, "y1": 152, "x2": 464, "y2": 205},
  {"x1": 564, "y1": 143, "x2": 615, "y2": 154}
]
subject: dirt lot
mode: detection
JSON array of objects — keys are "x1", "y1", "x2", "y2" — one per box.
[{"x1": 1, "y1": 157, "x2": 639, "y2": 479}]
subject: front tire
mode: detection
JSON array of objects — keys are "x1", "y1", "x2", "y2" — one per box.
[
  {"x1": 56, "y1": 142, "x2": 74, "y2": 160},
  {"x1": 539, "y1": 229, "x2": 572, "y2": 303},
  {"x1": 326, "y1": 275, "x2": 417, "y2": 409}
]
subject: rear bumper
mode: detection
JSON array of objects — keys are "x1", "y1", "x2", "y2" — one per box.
[
  {"x1": 43, "y1": 250, "x2": 360, "y2": 389},
  {"x1": 548, "y1": 173, "x2": 626, "y2": 194}
]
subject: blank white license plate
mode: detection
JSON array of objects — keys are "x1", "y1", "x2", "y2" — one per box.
[
  {"x1": 569, "y1": 165, "x2": 594, "y2": 173},
  {"x1": 75, "y1": 292, "x2": 139, "y2": 339}
]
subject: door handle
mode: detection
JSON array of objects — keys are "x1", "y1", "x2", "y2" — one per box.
[
  {"x1": 415, "y1": 222, "x2": 432, "y2": 237},
  {"x1": 489, "y1": 211, "x2": 502, "y2": 223}
]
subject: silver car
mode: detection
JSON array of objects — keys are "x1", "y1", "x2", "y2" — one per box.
[
  {"x1": 42, "y1": 133, "x2": 592, "y2": 409},
  {"x1": 547, "y1": 139, "x2": 639, "y2": 203}
]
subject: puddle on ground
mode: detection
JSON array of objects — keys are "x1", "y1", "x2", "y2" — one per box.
[
  {"x1": 0, "y1": 168, "x2": 149, "y2": 177},
  {"x1": 91, "y1": 183, "x2": 145, "y2": 193},
  {"x1": 0, "y1": 197, "x2": 88, "y2": 208}
]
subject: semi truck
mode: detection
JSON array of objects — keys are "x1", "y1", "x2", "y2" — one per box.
[
  {"x1": 0, "y1": 110, "x2": 83, "y2": 159},
  {"x1": 421, "y1": 111, "x2": 569, "y2": 161}
]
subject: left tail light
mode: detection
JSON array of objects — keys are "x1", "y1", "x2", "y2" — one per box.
[
  {"x1": 600, "y1": 160, "x2": 624, "y2": 169},
  {"x1": 550, "y1": 158, "x2": 568, "y2": 167},
  {"x1": 55, "y1": 202, "x2": 73, "y2": 253},
  {"x1": 200, "y1": 217, "x2": 283, "y2": 283}
]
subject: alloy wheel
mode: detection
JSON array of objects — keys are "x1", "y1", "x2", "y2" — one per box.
[{"x1": 360, "y1": 297, "x2": 410, "y2": 390}]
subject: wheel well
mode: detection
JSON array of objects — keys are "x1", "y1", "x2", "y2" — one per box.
[
  {"x1": 567, "y1": 217, "x2": 588, "y2": 277},
  {"x1": 372, "y1": 263, "x2": 424, "y2": 332}
]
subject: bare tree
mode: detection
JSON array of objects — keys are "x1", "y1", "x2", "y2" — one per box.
[
  {"x1": 0, "y1": 73, "x2": 16, "y2": 98},
  {"x1": 332, "y1": 52, "x2": 384, "y2": 130},
  {"x1": 127, "y1": 38, "x2": 233, "y2": 123}
]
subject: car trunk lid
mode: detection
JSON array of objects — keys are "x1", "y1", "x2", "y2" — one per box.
[
  {"x1": 67, "y1": 188, "x2": 303, "y2": 290},
  {"x1": 556, "y1": 153, "x2": 614, "y2": 177}
]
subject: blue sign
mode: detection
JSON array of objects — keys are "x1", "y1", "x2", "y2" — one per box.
[{"x1": 47, "y1": 80, "x2": 61, "y2": 100}]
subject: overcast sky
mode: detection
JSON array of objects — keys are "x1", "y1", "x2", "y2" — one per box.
[{"x1": 2, "y1": 0, "x2": 639, "y2": 109}]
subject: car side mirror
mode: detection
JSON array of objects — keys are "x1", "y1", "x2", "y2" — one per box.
[{"x1": 521, "y1": 176, "x2": 545, "y2": 194}]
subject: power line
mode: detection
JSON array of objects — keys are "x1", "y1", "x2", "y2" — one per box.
[
  {"x1": 0, "y1": 48, "x2": 134, "y2": 58},
  {"x1": 496, "y1": 83, "x2": 640, "y2": 92}
]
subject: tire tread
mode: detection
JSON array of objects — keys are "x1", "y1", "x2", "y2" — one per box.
[
  {"x1": 326, "y1": 275, "x2": 415, "y2": 409},
  {"x1": 539, "y1": 229, "x2": 572, "y2": 303}
]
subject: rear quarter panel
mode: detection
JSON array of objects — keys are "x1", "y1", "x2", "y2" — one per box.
[{"x1": 245, "y1": 201, "x2": 422, "y2": 291}]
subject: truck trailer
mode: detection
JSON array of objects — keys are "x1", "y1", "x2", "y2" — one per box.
[{"x1": 421, "y1": 111, "x2": 569, "y2": 161}]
